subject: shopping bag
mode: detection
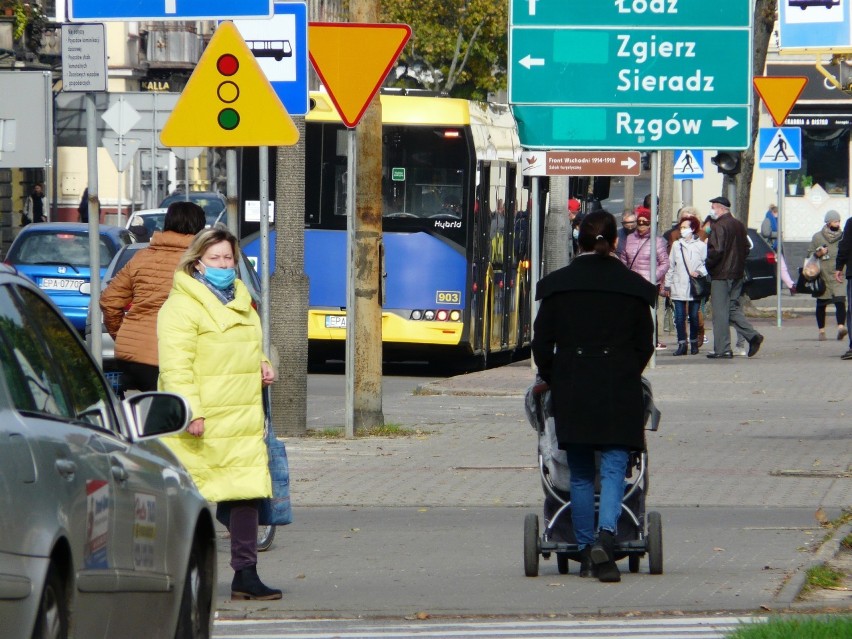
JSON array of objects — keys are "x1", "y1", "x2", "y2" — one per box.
[
  {"x1": 216, "y1": 389, "x2": 292, "y2": 528},
  {"x1": 795, "y1": 267, "x2": 826, "y2": 297}
]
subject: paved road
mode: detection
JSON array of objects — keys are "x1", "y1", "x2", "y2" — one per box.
[{"x1": 215, "y1": 317, "x2": 851, "y2": 621}]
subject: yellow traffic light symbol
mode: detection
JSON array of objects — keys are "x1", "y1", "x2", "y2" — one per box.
[{"x1": 161, "y1": 21, "x2": 299, "y2": 147}]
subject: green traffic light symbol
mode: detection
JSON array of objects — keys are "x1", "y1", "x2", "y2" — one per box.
[{"x1": 216, "y1": 53, "x2": 240, "y2": 131}]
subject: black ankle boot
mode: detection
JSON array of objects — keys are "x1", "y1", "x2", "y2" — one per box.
[
  {"x1": 673, "y1": 342, "x2": 688, "y2": 356},
  {"x1": 690, "y1": 340, "x2": 699, "y2": 355},
  {"x1": 231, "y1": 565, "x2": 283, "y2": 600},
  {"x1": 578, "y1": 546, "x2": 597, "y2": 578},
  {"x1": 590, "y1": 530, "x2": 621, "y2": 583}
]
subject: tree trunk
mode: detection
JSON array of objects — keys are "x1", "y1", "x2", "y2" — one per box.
[
  {"x1": 271, "y1": 120, "x2": 309, "y2": 436},
  {"x1": 351, "y1": 0, "x2": 385, "y2": 432}
]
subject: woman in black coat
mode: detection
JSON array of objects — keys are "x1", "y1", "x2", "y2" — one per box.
[{"x1": 532, "y1": 211, "x2": 656, "y2": 582}]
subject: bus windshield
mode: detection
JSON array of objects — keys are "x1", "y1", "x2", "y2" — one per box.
[{"x1": 305, "y1": 123, "x2": 469, "y2": 229}]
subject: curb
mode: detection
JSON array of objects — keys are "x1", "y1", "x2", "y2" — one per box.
[{"x1": 776, "y1": 519, "x2": 852, "y2": 609}]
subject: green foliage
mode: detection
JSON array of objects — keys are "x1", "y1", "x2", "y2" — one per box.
[
  {"x1": 382, "y1": 0, "x2": 508, "y2": 99},
  {"x1": 725, "y1": 615, "x2": 852, "y2": 639},
  {"x1": 802, "y1": 564, "x2": 843, "y2": 592}
]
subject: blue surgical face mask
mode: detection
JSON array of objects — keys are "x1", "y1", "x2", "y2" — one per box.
[
  {"x1": 572, "y1": 228, "x2": 579, "y2": 240},
  {"x1": 202, "y1": 265, "x2": 236, "y2": 290}
]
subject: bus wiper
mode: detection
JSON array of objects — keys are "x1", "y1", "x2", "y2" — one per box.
[{"x1": 33, "y1": 261, "x2": 81, "y2": 273}]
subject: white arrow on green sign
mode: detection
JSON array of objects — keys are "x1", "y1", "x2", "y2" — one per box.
[
  {"x1": 509, "y1": 28, "x2": 750, "y2": 106},
  {"x1": 512, "y1": 105, "x2": 751, "y2": 151},
  {"x1": 512, "y1": 0, "x2": 750, "y2": 28}
]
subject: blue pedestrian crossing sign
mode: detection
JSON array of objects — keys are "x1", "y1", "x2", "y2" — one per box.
[
  {"x1": 758, "y1": 127, "x2": 801, "y2": 170},
  {"x1": 673, "y1": 150, "x2": 704, "y2": 180}
]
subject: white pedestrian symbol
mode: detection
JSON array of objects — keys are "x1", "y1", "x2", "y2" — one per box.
[{"x1": 761, "y1": 130, "x2": 799, "y2": 165}]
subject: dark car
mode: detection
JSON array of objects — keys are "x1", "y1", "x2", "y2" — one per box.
[
  {"x1": 3, "y1": 223, "x2": 134, "y2": 332},
  {"x1": 159, "y1": 191, "x2": 227, "y2": 227},
  {"x1": 84, "y1": 241, "x2": 262, "y2": 371},
  {"x1": 744, "y1": 227, "x2": 778, "y2": 301},
  {"x1": 0, "y1": 265, "x2": 215, "y2": 639}
]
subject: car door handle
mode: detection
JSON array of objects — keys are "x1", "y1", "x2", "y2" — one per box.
[
  {"x1": 111, "y1": 465, "x2": 128, "y2": 483},
  {"x1": 55, "y1": 459, "x2": 76, "y2": 480}
]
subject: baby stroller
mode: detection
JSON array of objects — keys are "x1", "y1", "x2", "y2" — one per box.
[{"x1": 522, "y1": 377, "x2": 662, "y2": 577}]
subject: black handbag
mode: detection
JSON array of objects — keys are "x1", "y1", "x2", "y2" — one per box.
[
  {"x1": 679, "y1": 244, "x2": 710, "y2": 299},
  {"x1": 795, "y1": 268, "x2": 827, "y2": 297}
]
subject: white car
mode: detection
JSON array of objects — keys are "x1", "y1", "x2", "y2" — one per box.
[{"x1": 0, "y1": 265, "x2": 216, "y2": 638}]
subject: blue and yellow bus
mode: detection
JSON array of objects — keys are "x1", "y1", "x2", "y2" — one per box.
[{"x1": 243, "y1": 91, "x2": 536, "y2": 367}]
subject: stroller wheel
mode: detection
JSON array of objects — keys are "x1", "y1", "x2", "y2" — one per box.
[
  {"x1": 523, "y1": 513, "x2": 540, "y2": 577},
  {"x1": 647, "y1": 511, "x2": 663, "y2": 575},
  {"x1": 556, "y1": 553, "x2": 569, "y2": 575},
  {"x1": 628, "y1": 554, "x2": 640, "y2": 573},
  {"x1": 257, "y1": 524, "x2": 276, "y2": 552}
]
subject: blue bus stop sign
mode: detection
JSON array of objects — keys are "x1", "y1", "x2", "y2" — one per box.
[{"x1": 69, "y1": 0, "x2": 273, "y2": 21}]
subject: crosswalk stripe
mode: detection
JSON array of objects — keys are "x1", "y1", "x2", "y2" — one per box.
[{"x1": 213, "y1": 615, "x2": 765, "y2": 638}]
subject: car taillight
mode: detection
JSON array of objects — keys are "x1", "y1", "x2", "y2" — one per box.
[{"x1": 766, "y1": 252, "x2": 777, "y2": 265}]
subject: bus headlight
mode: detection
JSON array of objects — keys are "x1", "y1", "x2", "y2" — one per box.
[{"x1": 449, "y1": 310, "x2": 461, "y2": 321}]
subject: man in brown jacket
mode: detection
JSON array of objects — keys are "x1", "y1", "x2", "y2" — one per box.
[
  {"x1": 705, "y1": 196, "x2": 764, "y2": 359},
  {"x1": 100, "y1": 202, "x2": 206, "y2": 390}
]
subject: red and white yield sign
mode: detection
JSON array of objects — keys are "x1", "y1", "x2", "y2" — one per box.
[{"x1": 521, "y1": 151, "x2": 641, "y2": 177}]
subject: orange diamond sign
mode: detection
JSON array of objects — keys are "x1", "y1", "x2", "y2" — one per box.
[
  {"x1": 161, "y1": 21, "x2": 299, "y2": 147},
  {"x1": 753, "y1": 76, "x2": 808, "y2": 127},
  {"x1": 309, "y1": 23, "x2": 411, "y2": 128}
]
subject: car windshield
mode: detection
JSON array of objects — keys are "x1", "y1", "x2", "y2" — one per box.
[
  {"x1": 110, "y1": 245, "x2": 144, "y2": 276},
  {"x1": 132, "y1": 213, "x2": 166, "y2": 235},
  {"x1": 160, "y1": 194, "x2": 226, "y2": 226},
  {"x1": 10, "y1": 232, "x2": 116, "y2": 268}
]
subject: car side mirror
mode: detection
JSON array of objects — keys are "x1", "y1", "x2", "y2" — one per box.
[
  {"x1": 125, "y1": 392, "x2": 191, "y2": 440},
  {"x1": 79, "y1": 282, "x2": 91, "y2": 295}
]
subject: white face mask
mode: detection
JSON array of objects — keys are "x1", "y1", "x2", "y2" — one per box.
[
  {"x1": 573, "y1": 228, "x2": 579, "y2": 240},
  {"x1": 680, "y1": 228, "x2": 693, "y2": 239}
]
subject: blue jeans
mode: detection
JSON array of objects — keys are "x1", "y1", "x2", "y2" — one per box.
[
  {"x1": 564, "y1": 445, "x2": 629, "y2": 548},
  {"x1": 674, "y1": 300, "x2": 699, "y2": 343}
]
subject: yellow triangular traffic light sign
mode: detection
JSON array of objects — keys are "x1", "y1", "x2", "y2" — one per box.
[
  {"x1": 753, "y1": 76, "x2": 808, "y2": 127},
  {"x1": 160, "y1": 21, "x2": 299, "y2": 147},
  {"x1": 309, "y1": 23, "x2": 411, "y2": 128}
]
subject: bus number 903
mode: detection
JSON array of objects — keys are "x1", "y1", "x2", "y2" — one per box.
[{"x1": 436, "y1": 291, "x2": 461, "y2": 305}]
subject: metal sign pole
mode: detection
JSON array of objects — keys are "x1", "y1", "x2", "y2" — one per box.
[
  {"x1": 777, "y1": 169, "x2": 784, "y2": 328},
  {"x1": 86, "y1": 93, "x2": 102, "y2": 365},
  {"x1": 345, "y1": 129, "x2": 357, "y2": 439},
  {"x1": 530, "y1": 176, "x2": 540, "y2": 370},
  {"x1": 649, "y1": 151, "x2": 658, "y2": 369},
  {"x1": 259, "y1": 145, "x2": 271, "y2": 356}
]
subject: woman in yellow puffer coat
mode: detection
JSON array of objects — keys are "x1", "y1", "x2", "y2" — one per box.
[{"x1": 158, "y1": 226, "x2": 281, "y2": 601}]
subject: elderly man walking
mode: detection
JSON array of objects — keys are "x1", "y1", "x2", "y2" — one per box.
[{"x1": 704, "y1": 196, "x2": 764, "y2": 359}]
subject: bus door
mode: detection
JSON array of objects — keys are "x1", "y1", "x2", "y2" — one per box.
[
  {"x1": 486, "y1": 163, "x2": 508, "y2": 352},
  {"x1": 471, "y1": 167, "x2": 489, "y2": 355}
]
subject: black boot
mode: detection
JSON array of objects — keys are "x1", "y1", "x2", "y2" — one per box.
[
  {"x1": 578, "y1": 546, "x2": 597, "y2": 578},
  {"x1": 690, "y1": 340, "x2": 699, "y2": 355},
  {"x1": 231, "y1": 565, "x2": 283, "y2": 601},
  {"x1": 673, "y1": 341, "x2": 688, "y2": 356},
  {"x1": 590, "y1": 530, "x2": 621, "y2": 583}
]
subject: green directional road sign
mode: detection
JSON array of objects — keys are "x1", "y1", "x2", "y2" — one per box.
[
  {"x1": 512, "y1": 105, "x2": 751, "y2": 151},
  {"x1": 512, "y1": 0, "x2": 750, "y2": 28},
  {"x1": 508, "y1": 0, "x2": 753, "y2": 150},
  {"x1": 510, "y1": 28, "x2": 750, "y2": 106}
]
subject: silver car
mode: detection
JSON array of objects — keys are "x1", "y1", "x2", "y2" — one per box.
[{"x1": 0, "y1": 266, "x2": 216, "y2": 638}]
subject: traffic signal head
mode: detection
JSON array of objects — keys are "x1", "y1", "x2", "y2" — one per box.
[
  {"x1": 216, "y1": 53, "x2": 240, "y2": 131},
  {"x1": 711, "y1": 151, "x2": 741, "y2": 176}
]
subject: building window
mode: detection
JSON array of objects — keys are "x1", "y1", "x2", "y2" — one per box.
[{"x1": 801, "y1": 128, "x2": 849, "y2": 197}]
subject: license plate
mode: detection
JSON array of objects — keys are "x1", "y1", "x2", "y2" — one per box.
[
  {"x1": 325, "y1": 315, "x2": 347, "y2": 329},
  {"x1": 39, "y1": 278, "x2": 85, "y2": 291}
]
